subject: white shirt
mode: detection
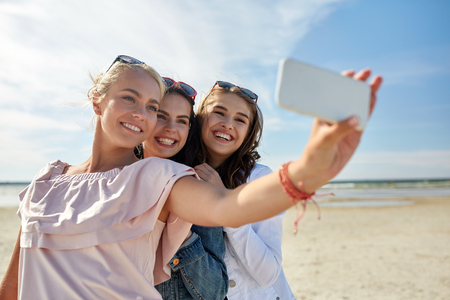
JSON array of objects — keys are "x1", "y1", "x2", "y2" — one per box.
[{"x1": 224, "y1": 164, "x2": 296, "y2": 300}]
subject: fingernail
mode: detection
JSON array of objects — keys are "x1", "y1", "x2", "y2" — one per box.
[{"x1": 348, "y1": 116, "x2": 359, "y2": 126}]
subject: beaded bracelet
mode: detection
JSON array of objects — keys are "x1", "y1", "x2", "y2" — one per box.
[{"x1": 279, "y1": 161, "x2": 324, "y2": 235}]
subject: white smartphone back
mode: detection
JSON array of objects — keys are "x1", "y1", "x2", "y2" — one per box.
[{"x1": 275, "y1": 58, "x2": 371, "y2": 130}]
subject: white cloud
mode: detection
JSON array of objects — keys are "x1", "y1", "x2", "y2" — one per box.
[
  {"x1": 0, "y1": 0, "x2": 448, "y2": 184},
  {"x1": 0, "y1": 109, "x2": 82, "y2": 132},
  {"x1": 1, "y1": 0, "x2": 347, "y2": 106},
  {"x1": 0, "y1": 0, "x2": 362, "y2": 181},
  {"x1": 263, "y1": 115, "x2": 312, "y2": 132}
]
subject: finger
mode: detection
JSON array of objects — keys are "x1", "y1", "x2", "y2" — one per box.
[
  {"x1": 370, "y1": 75, "x2": 383, "y2": 95},
  {"x1": 368, "y1": 75, "x2": 383, "y2": 116},
  {"x1": 200, "y1": 163, "x2": 215, "y2": 172},
  {"x1": 195, "y1": 169, "x2": 207, "y2": 180},
  {"x1": 353, "y1": 68, "x2": 371, "y2": 81},
  {"x1": 325, "y1": 116, "x2": 360, "y2": 145},
  {"x1": 341, "y1": 70, "x2": 355, "y2": 77},
  {"x1": 194, "y1": 163, "x2": 208, "y2": 171},
  {"x1": 310, "y1": 117, "x2": 334, "y2": 137}
]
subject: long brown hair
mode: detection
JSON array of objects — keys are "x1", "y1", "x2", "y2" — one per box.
[{"x1": 196, "y1": 86, "x2": 263, "y2": 189}]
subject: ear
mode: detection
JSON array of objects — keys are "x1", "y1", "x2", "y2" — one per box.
[
  {"x1": 93, "y1": 102, "x2": 102, "y2": 115},
  {"x1": 92, "y1": 92, "x2": 102, "y2": 115}
]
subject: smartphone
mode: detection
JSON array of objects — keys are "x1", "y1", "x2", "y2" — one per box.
[{"x1": 275, "y1": 58, "x2": 371, "y2": 130}]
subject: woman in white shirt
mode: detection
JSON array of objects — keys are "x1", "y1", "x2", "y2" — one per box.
[{"x1": 194, "y1": 81, "x2": 295, "y2": 299}]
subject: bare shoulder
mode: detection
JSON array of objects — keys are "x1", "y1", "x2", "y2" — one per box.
[{"x1": 62, "y1": 164, "x2": 83, "y2": 175}]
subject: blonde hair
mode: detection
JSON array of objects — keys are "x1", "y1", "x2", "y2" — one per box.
[{"x1": 87, "y1": 61, "x2": 165, "y2": 105}]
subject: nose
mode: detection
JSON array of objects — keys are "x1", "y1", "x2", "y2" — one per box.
[
  {"x1": 132, "y1": 105, "x2": 146, "y2": 121},
  {"x1": 165, "y1": 119, "x2": 176, "y2": 133},
  {"x1": 221, "y1": 116, "x2": 233, "y2": 130}
]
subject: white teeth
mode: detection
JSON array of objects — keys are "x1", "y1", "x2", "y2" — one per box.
[
  {"x1": 123, "y1": 123, "x2": 141, "y2": 132},
  {"x1": 157, "y1": 138, "x2": 175, "y2": 145},
  {"x1": 215, "y1": 132, "x2": 231, "y2": 141}
]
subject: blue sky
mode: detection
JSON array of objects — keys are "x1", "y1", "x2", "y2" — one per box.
[{"x1": 0, "y1": 0, "x2": 449, "y2": 181}]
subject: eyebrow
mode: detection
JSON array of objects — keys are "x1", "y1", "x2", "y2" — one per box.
[
  {"x1": 215, "y1": 105, "x2": 250, "y2": 120},
  {"x1": 159, "y1": 110, "x2": 190, "y2": 120},
  {"x1": 121, "y1": 88, "x2": 159, "y2": 105}
]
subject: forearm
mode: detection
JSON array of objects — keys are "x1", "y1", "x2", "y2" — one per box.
[
  {"x1": 0, "y1": 228, "x2": 21, "y2": 300},
  {"x1": 168, "y1": 171, "x2": 293, "y2": 228}
]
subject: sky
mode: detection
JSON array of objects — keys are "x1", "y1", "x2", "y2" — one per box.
[{"x1": 0, "y1": 0, "x2": 449, "y2": 182}]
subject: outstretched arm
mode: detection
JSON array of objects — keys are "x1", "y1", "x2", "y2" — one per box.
[
  {"x1": 0, "y1": 228, "x2": 21, "y2": 300},
  {"x1": 166, "y1": 69, "x2": 382, "y2": 228}
]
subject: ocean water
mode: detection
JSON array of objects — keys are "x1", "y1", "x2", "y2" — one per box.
[
  {"x1": 1, "y1": 179, "x2": 450, "y2": 208},
  {"x1": 316, "y1": 179, "x2": 450, "y2": 208},
  {"x1": 0, "y1": 183, "x2": 29, "y2": 207}
]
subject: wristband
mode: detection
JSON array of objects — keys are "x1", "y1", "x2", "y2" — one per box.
[{"x1": 279, "y1": 162, "x2": 325, "y2": 235}]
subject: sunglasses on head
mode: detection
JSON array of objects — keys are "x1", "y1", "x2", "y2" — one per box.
[
  {"x1": 97, "y1": 55, "x2": 145, "y2": 88},
  {"x1": 212, "y1": 81, "x2": 258, "y2": 102},
  {"x1": 163, "y1": 77, "x2": 197, "y2": 101},
  {"x1": 105, "y1": 55, "x2": 145, "y2": 74}
]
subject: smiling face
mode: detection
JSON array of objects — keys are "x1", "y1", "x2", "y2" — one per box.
[
  {"x1": 94, "y1": 68, "x2": 161, "y2": 150},
  {"x1": 142, "y1": 93, "x2": 192, "y2": 158},
  {"x1": 201, "y1": 93, "x2": 252, "y2": 168}
]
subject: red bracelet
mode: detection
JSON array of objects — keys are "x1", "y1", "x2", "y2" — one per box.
[{"x1": 279, "y1": 162, "x2": 323, "y2": 235}]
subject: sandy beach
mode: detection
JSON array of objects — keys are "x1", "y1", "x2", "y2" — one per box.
[{"x1": 1, "y1": 196, "x2": 449, "y2": 299}]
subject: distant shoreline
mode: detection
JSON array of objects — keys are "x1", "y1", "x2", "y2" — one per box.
[
  {"x1": 329, "y1": 178, "x2": 450, "y2": 184},
  {"x1": 1, "y1": 178, "x2": 449, "y2": 185}
]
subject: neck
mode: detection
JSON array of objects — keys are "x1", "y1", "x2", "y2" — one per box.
[
  {"x1": 208, "y1": 154, "x2": 228, "y2": 169},
  {"x1": 86, "y1": 122, "x2": 140, "y2": 173}
]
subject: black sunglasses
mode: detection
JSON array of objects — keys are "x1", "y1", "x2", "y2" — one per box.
[
  {"x1": 212, "y1": 81, "x2": 258, "y2": 102},
  {"x1": 103, "y1": 55, "x2": 145, "y2": 77},
  {"x1": 163, "y1": 77, "x2": 197, "y2": 101}
]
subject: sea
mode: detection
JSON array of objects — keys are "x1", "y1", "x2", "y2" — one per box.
[{"x1": 1, "y1": 179, "x2": 450, "y2": 208}]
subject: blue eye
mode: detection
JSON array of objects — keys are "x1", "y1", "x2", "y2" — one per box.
[
  {"x1": 147, "y1": 105, "x2": 158, "y2": 112},
  {"x1": 124, "y1": 96, "x2": 135, "y2": 102}
]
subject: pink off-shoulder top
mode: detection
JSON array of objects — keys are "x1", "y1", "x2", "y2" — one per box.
[{"x1": 17, "y1": 157, "x2": 197, "y2": 300}]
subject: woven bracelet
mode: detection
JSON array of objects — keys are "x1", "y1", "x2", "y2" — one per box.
[{"x1": 279, "y1": 161, "x2": 323, "y2": 235}]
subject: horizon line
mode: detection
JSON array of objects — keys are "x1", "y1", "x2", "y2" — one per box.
[{"x1": 1, "y1": 177, "x2": 450, "y2": 185}]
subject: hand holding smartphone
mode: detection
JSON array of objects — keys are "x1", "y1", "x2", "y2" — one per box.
[{"x1": 275, "y1": 58, "x2": 371, "y2": 130}]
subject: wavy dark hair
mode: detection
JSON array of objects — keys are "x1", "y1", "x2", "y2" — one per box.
[
  {"x1": 135, "y1": 86, "x2": 200, "y2": 167},
  {"x1": 195, "y1": 86, "x2": 263, "y2": 189}
]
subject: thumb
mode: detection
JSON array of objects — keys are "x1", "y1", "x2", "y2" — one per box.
[{"x1": 325, "y1": 116, "x2": 360, "y2": 145}]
